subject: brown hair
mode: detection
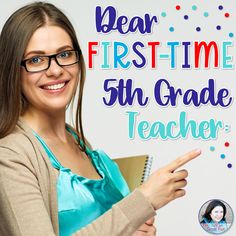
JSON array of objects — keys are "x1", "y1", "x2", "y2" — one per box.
[{"x1": 0, "y1": 2, "x2": 86, "y2": 151}]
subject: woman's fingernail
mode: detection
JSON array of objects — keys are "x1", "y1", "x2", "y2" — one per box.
[{"x1": 195, "y1": 149, "x2": 201, "y2": 154}]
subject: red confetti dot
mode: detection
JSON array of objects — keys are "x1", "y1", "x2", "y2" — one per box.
[
  {"x1": 225, "y1": 13, "x2": 230, "y2": 18},
  {"x1": 225, "y1": 142, "x2": 230, "y2": 147},
  {"x1": 176, "y1": 5, "x2": 181, "y2": 10}
]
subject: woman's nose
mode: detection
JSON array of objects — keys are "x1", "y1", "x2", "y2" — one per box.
[{"x1": 45, "y1": 58, "x2": 63, "y2": 78}]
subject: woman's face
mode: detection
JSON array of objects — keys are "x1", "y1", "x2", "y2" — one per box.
[
  {"x1": 210, "y1": 206, "x2": 224, "y2": 222},
  {"x1": 21, "y1": 25, "x2": 79, "y2": 114}
]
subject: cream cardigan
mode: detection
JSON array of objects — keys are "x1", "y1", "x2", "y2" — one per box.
[{"x1": 0, "y1": 120, "x2": 155, "y2": 236}]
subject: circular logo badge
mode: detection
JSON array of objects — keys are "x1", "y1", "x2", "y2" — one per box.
[{"x1": 199, "y1": 199, "x2": 234, "y2": 234}]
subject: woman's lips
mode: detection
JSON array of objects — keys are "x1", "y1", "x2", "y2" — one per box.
[
  {"x1": 42, "y1": 82, "x2": 66, "y2": 90},
  {"x1": 40, "y1": 81, "x2": 69, "y2": 93}
]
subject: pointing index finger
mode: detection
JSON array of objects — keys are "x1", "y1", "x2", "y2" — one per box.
[{"x1": 166, "y1": 149, "x2": 201, "y2": 172}]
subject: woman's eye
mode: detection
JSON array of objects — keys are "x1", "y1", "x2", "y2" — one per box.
[
  {"x1": 28, "y1": 57, "x2": 43, "y2": 64},
  {"x1": 58, "y1": 51, "x2": 71, "y2": 58}
]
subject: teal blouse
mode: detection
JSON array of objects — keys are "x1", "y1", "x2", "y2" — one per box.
[{"x1": 33, "y1": 128, "x2": 130, "y2": 236}]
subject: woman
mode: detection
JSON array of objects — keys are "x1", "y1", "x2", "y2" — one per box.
[
  {"x1": 200, "y1": 200, "x2": 230, "y2": 234},
  {"x1": 0, "y1": 2, "x2": 201, "y2": 236}
]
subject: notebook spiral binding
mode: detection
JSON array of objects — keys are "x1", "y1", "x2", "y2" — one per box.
[{"x1": 141, "y1": 156, "x2": 153, "y2": 183}]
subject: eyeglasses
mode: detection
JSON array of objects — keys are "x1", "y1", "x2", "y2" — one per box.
[{"x1": 21, "y1": 49, "x2": 81, "y2": 72}]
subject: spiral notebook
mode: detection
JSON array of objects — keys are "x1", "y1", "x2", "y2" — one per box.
[{"x1": 113, "y1": 155, "x2": 153, "y2": 191}]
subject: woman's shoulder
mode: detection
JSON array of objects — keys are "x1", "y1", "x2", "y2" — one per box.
[
  {"x1": 1, "y1": 127, "x2": 27, "y2": 146},
  {"x1": 0, "y1": 121, "x2": 38, "y2": 157},
  {"x1": 200, "y1": 217, "x2": 209, "y2": 224}
]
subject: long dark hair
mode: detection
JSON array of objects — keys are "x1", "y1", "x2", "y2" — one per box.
[
  {"x1": 202, "y1": 200, "x2": 227, "y2": 222},
  {"x1": 0, "y1": 2, "x2": 86, "y2": 151}
]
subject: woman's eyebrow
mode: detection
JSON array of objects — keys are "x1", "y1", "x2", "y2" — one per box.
[
  {"x1": 24, "y1": 50, "x2": 45, "y2": 58},
  {"x1": 56, "y1": 45, "x2": 73, "y2": 52},
  {"x1": 24, "y1": 45, "x2": 73, "y2": 58}
]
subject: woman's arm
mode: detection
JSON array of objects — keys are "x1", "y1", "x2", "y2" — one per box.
[
  {"x1": 73, "y1": 190, "x2": 155, "y2": 236},
  {"x1": 0, "y1": 148, "x2": 56, "y2": 236}
]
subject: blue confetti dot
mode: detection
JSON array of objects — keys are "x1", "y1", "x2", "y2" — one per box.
[
  {"x1": 229, "y1": 32, "x2": 234, "y2": 38},
  {"x1": 184, "y1": 15, "x2": 189, "y2": 20},
  {"x1": 210, "y1": 146, "x2": 215, "y2": 151},
  {"x1": 161, "y1": 12, "x2": 167, "y2": 17},
  {"x1": 196, "y1": 27, "x2": 201, "y2": 32},
  {"x1": 216, "y1": 25, "x2": 221, "y2": 30},
  {"x1": 169, "y1": 27, "x2": 174, "y2": 32},
  {"x1": 192, "y1": 5, "x2": 197, "y2": 11},
  {"x1": 220, "y1": 154, "x2": 226, "y2": 159},
  {"x1": 218, "y1": 5, "x2": 223, "y2": 10},
  {"x1": 204, "y1": 12, "x2": 209, "y2": 17},
  {"x1": 227, "y1": 163, "x2": 232, "y2": 168}
]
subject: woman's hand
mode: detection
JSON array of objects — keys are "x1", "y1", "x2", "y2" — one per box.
[
  {"x1": 139, "y1": 149, "x2": 201, "y2": 210},
  {"x1": 133, "y1": 217, "x2": 156, "y2": 236}
]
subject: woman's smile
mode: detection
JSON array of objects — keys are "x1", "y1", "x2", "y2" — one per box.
[{"x1": 40, "y1": 79, "x2": 70, "y2": 94}]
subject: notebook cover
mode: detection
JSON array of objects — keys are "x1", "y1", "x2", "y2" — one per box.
[{"x1": 113, "y1": 155, "x2": 149, "y2": 191}]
